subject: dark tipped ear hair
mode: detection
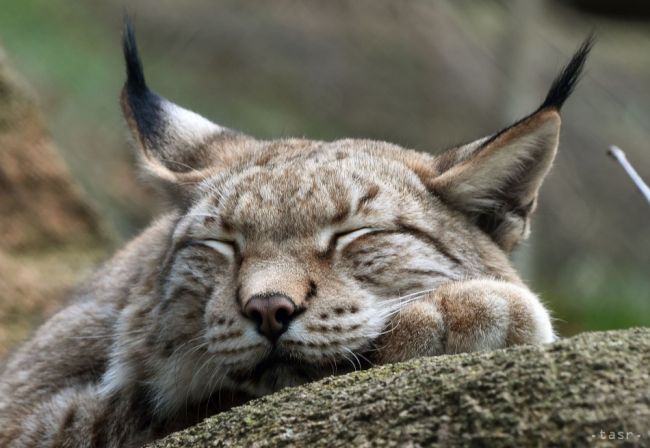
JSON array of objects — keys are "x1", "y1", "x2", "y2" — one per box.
[
  {"x1": 121, "y1": 16, "x2": 168, "y2": 153},
  {"x1": 428, "y1": 37, "x2": 593, "y2": 252},
  {"x1": 538, "y1": 35, "x2": 593, "y2": 111},
  {"x1": 123, "y1": 15, "x2": 147, "y2": 96},
  {"x1": 120, "y1": 16, "x2": 246, "y2": 202},
  {"x1": 476, "y1": 36, "x2": 593, "y2": 152}
]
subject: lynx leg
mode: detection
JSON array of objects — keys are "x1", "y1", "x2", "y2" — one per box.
[
  {"x1": 3, "y1": 385, "x2": 146, "y2": 448},
  {"x1": 375, "y1": 279, "x2": 555, "y2": 364}
]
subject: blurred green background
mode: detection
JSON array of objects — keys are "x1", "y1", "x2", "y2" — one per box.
[{"x1": 0, "y1": 0, "x2": 648, "y2": 346}]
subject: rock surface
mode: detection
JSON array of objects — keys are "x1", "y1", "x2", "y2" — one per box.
[{"x1": 149, "y1": 328, "x2": 650, "y2": 447}]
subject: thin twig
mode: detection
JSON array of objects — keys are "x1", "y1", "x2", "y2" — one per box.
[{"x1": 607, "y1": 145, "x2": 650, "y2": 204}]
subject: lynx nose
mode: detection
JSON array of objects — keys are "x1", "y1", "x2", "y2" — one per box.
[{"x1": 244, "y1": 294, "x2": 296, "y2": 342}]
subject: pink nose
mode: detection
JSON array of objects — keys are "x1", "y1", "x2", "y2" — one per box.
[{"x1": 244, "y1": 294, "x2": 296, "y2": 342}]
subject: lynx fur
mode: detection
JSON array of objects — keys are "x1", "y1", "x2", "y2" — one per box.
[{"x1": 0, "y1": 20, "x2": 592, "y2": 448}]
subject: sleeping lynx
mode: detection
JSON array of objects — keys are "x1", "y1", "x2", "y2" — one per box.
[{"x1": 0, "y1": 19, "x2": 591, "y2": 448}]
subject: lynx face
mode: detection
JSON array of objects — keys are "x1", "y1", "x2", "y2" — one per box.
[
  {"x1": 116, "y1": 22, "x2": 589, "y2": 404},
  {"x1": 153, "y1": 138, "x2": 504, "y2": 396}
]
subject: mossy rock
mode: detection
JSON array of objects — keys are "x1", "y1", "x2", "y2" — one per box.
[{"x1": 149, "y1": 328, "x2": 650, "y2": 447}]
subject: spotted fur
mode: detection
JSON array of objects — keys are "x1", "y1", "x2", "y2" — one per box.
[{"x1": 0, "y1": 20, "x2": 591, "y2": 448}]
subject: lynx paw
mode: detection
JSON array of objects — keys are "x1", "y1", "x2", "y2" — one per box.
[
  {"x1": 374, "y1": 279, "x2": 555, "y2": 364},
  {"x1": 435, "y1": 279, "x2": 555, "y2": 353}
]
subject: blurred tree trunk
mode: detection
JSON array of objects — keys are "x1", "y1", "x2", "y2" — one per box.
[
  {"x1": 0, "y1": 48, "x2": 105, "y2": 251},
  {"x1": 496, "y1": 0, "x2": 545, "y2": 281},
  {"x1": 0, "y1": 47, "x2": 108, "y2": 354}
]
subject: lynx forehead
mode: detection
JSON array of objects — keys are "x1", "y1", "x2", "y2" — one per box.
[{"x1": 0, "y1": 18, "x2": 591, "y2": 448}]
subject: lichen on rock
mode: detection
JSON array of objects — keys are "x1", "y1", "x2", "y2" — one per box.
[{"x1": 149, "y1": 328, "x2": 650, "y2": 447}]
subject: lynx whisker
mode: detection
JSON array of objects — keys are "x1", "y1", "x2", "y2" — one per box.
[
  {"x1": 201, "y1": 363, "x2": 227, "y2": 416},
  {"x1": 338, "y1": 349, "x2": 358, "y2": 372},
  {"x1": 201, "y1": 181, "x2": 229, "y2": 202},
  {"x1": 342, "y1": 346, "x2": 363, "y2": 371},
  {"x1": 183, "y1": 348, "x2": 214, "y2": 414},
  {"x1": 183, "y1": 212, "x2": 222, "y2": 220},
  {"x1": 351, "y1": 349, "x2": 374, "y2": 367},
  {"x1": 383, "y1": 287, "x2": 438, "y2": 303},
  {"x1": 155, "y1": 157, "x2": 205, "y2": 176},
  {"x1": 216, "y1": 366, "x2": 231, "y2": 410},
  {"x1": 171, "y1": 336, "x2": 208, "y2": 390},
  {"x1": 379, "y1": 293, "x2": 433, "y2": 320},
  {"x1": 65, "y1": 325, "x2": 157, "y2": 340}
]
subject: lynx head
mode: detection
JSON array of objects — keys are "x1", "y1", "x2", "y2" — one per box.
[{"x1": 120, "y1": 20, "x2": 590, "y2": 400}]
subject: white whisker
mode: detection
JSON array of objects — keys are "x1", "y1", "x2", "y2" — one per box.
[{"x1": 184, "y1": 349, "x2": 213, "y2": 414}]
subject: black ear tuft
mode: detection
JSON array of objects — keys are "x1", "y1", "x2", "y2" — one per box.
[
  {"x1": 539, "y1": 35, "x2": 593, "y2": 111},
  {"x1": 122, "y1": 15, "x2": 147, "y2": 96},
  {"x1": 121, "y1": 15, "x2": 165, "y2": 150},
  {"x1": 119, "y1": 15, "x2": 239, "y2": 193}
]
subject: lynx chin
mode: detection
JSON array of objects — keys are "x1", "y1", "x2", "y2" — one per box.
[{"x1": 0, "y1": 18, "x2": 592, "y2": 448}]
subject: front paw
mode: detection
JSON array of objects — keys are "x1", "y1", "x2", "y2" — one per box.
[
  {"x1": 371, "y1": 279, "x2": 555, "y2": 364},
  {"x1": 372, "y1": 300, "x2": 446, "y2": 364},
  {"x1": 432, "y1": 279, "x2": 555, "y2": 352}
]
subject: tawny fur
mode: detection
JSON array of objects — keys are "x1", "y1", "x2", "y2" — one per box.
[{"x1": 0, "y1": 24, "x2": 591, "y2": 447}]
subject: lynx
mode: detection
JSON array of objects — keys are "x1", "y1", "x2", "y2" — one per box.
[{"x1": 0, "y1": 19, "x2": 591, "y2": 448}]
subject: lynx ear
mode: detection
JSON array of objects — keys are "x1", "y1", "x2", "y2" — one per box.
[
  {"x1": 430, "y1": 38, "x2": 592, "y2": 252},
  {"x1": 120, "y1": 18, "x2": 234, "y2": 197}
]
